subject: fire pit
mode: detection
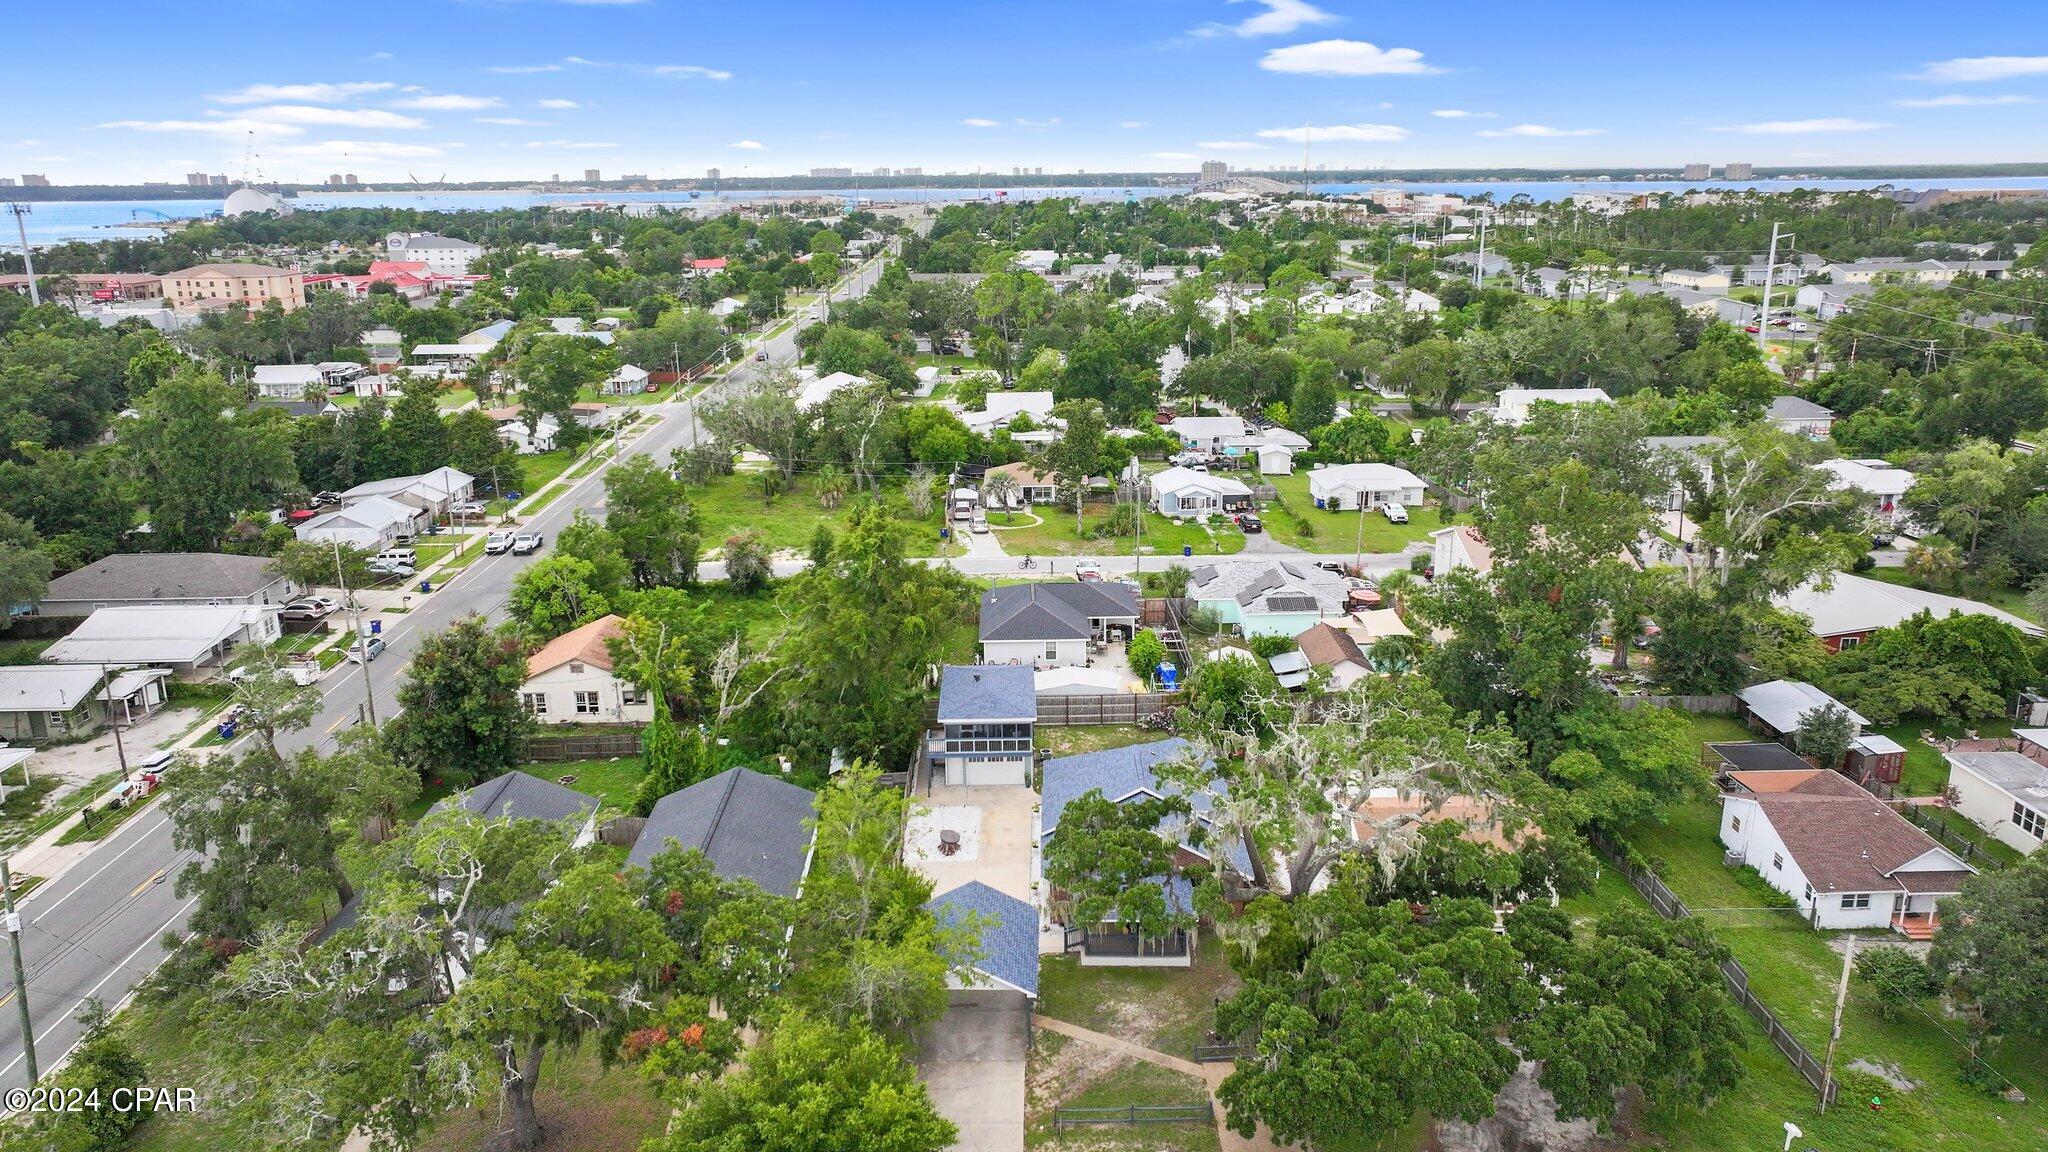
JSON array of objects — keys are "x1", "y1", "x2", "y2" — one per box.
[{"x1": 937, "y1": 829, "x2": 961, "y2": 856}]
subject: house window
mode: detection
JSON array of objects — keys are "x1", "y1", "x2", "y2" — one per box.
[
  {"x1": 574, "y1": 691, "x2": 601, "y2": 715},
  {"x1": 521, "y1": 692, "x2": 547, "y2": 716},
  {"x1": 2015, "y1": 802, "x2": 2046, "y2": 841},
  {"x1": 569, "y1": 661, "x2": 584, "y2": 674},
  {"x1": 622, "y1": 685, "x2": 648, "y2": 707},
  {"x1": 1771, "y1": 852, "x2": 1784, "y2": 871},
  {"x1": 1730, "y1": 816, "x2": 1741, "y2": 832},
  {"x1": 1842, "y1": 893, "x2": 1872, "y2": 910},
  {"x1": 1803, "y1": 882, "x2": 1814, "y2": 904},
  {"x1": 1836, "y1": 636, "x2": 1860, "y2": 650},
  {"x1": 1045, "y1": 642, "x2": 1059, "y2": 661}
]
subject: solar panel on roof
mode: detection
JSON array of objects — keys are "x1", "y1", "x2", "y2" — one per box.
[{"x1": 1265, "y1": 594, "x2": 1320, "y2": 613}]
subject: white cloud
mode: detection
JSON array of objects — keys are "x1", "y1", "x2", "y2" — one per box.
[
  {"x1": 207, "y1": 82, "x2": 395, "y2": 105},
  {"x1": 391, "y1": 93, "x2": 503, "y2": 110},
  {"x1": 1477, "y1": 124, "x2": 1604, "y2": 138},
  {"x1": 651, "y1": 64, "x2": 733, "y2": 79},
  {"x1": 99, "y1": 117, "x2": 306, "y2": 139},
  {"x1": 1430, "y1": 109, "x2": 1494, "y2": 119},
  {"x1": 237, "y1": 105, "x2": 428, "y2": 130},
  {"x1": 1257, "y1": 123, "x2": 1409, "y2": 143},
  {"x1": 1259, "y1": 39, "x2": 1439, "y2": 76},
  {"x1": 1150, "y1": 151, "x2": 1199, "y2": 160},
  {"x1": 1915, "y1": 55, "x2": 2048, "y2": 83},
  {"x1": 1190, "y1": 0, "x2": 1339, "y2": 39},
  {"x1": 1196, "y1": 140, "x2": 1266, "y2": 150},
  {"x1": 1710, "y1": 118, "x2": 1888, "y2": 134},
  {"x1": 1014, "y1": 117, "x2": 1061, "y2": 128},
  {"x1": 524, "y1": 140, "x2": 619, "y2": 149},
  {"x1": 961, "y1": 117, "x2": 1001, "y2": 127},
  {"x1": 491, "y1": 64, "x2": 564, "y2": 74},
  {"x1": 1894, "y1": 93, "x2": 2037, "y2": 107},
  {"x1": 537, "y1": 99, "x2": 581, "y2": 109},
  {"x1": 478, "y1": 117, "x2": 552, "y2": 126},
  {"x1": 271, "y1": 140, "x2": 447, "y2": 159},
  {"x1": 729, "y1": 140, "x2": 768, "y2": 150},
  {"x1": 1120, "y1": 120, "x2": 1148, "y2": 129}
]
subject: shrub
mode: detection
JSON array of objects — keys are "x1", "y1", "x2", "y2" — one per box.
[
  {"x1": 1128, "y1": 629, "x2": 1167, "y2": 681},
  {"x1": 1855, "y1": 946, "x2": 1939, "y2": 1021}
]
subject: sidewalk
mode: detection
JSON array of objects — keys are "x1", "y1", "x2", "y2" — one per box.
[{"x1": 1031, "y1": 1014, "x2": 1287, "y2": 1152}]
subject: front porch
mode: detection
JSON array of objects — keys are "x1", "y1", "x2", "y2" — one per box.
[
  {"x1": 1891, "y1": 910, "x2": 1939, "y2": 941},
  {"x1": 1065, "y1": 924, "x2": 1194, "y2": 968}
]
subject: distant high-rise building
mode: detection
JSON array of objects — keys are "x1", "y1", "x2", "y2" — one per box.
[
  {"x1": 185, "y1": 171, "x2": 210, "y2": 186},
  {"x1": 209, "y1": 174, "x2": 228, "y2": 186},
  {"x1": 1682, "y1": 163, "x2": 1710, "y2": 181},
  {"x1": 584, "y1": 168, "x2": 602, "y2": 182},
  {"x1": 620, "y1": 173, "x2": 648, "y2": 182},
  {"x1": 899, "y1": 166, "x2": 923, "y2": 177},
  {"x1": 0, "y1": 178, "x2": 14, "y2": 187},
  {"x1": 868, "y1": 167, "x2": 892, "y2": 178},
  {"x1": 1199, "y1": 160, "x2": 1230, "y2": 179},
  {"x1": 20, "y1": 174, "x2": 51, "y2": 187},
  {"x1": 327, "y1": 173, "x2": 345, "y2": 187},
  {"x1": 344, "y1": 173, "x2": 359, "y2": 186},
  {"x1": 810, "y1": 167, "x2": 853, "y2": 178},
  {"x1": 705, "y1": 167, "x2": 721, "y2": 180},
  {"x1": 1724, "y1": 162, "x2": 1753, "y2": 180}
]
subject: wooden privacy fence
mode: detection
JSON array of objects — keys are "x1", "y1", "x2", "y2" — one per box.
[
  {"x1": 522, "y1": 731, "x2": 642, "y2": 762},
  {"x1": 1592, "y1": 837, "x2": 1838, "y2": 1106},
  {"x1": 1036, "y1": 693, "x2": 1184, "y2": 726},
  {"x1": 1610, "y1": 694, "x2": 1739, "y2": 715},
  {"x1": 1052, "y1": 1102, "x2": 1214, "y2": 1129},
  {"x1": 599, "y1": 815, "x2": 645, "y2": 847}
]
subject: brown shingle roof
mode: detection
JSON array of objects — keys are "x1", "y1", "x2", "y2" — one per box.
[
  {"x1": 1296, "y1": 622, "x2": 1367, "y2": 669},
  {"x1": 1731, "y1": 769, "x2": 1972, "y2": 895},
  {"x1": 526, "y1": 614, "x2": 624, "y2": 678}
]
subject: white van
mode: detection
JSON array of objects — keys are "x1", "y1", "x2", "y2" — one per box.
[{"x1": 374, "y1": 547, "x2": 417, "y2": 568}]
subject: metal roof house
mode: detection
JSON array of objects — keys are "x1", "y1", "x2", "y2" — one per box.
[
  {"x1": 42, "y1": 604, "x2": 282, "y2": 674},
  {"x1": 1943, "y1": 751, "x2": 2048, "y2": 856}
]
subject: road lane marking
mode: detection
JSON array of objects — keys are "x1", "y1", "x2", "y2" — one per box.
[
  {"x1": 22, "y1": 811, "x2": 173, "y2": 918},
  {"x1": 128, "y1": 868, "x2": 167, "y2": 898}
]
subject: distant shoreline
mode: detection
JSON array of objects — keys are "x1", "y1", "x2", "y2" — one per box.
[{"x1": 10, "y1": 163, "x2": 2048, "y2": 202}]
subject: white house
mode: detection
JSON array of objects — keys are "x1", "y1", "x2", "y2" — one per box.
[
  {"x1": 1659, "y1": 267, "x2": 1731, "y2": 293},
  {"x1": 1718, "y1": 767, "x2": 1972, "y2": 936},
  {"x1": 1943, "y1": 752, "x2": 2047, "y2": 855},
  {"x1": 708, "y1": 297, "x2": 744, "y2": 319},
  {"x1": 295, "y1": 495, "x2": 423, "y2": 551},
  {"x1": 1306, "y1": 463, "x2": 1426, "y2": 512},
  {"x1": 1794, "y1": 283, "x2": 1873, "y2": 321},
  {"x1": 1492, "y1": 387, "x2": 1613, "y2": 425},
  {"x1": 341, "y1": 467, "x2": 476, "y2": 518},
  {"x1": 43, "y1": 604, "x2": 282, "y2": 674},
  {"x1": 1013, "y1": 250, "x2": 1058, "y2": 274},
  {"x1": 1148, "y1": 467, "x2": 1251, "y2": 518},
  {"x1": 960, "y1": 390, "x2": 1055, "y2": 436},
  {"x1": 361, "y1": 328, "x2": 403, "y2": 368},
  {"x1": 1765, "y1": 395, "x2": 1835, "y2": 437},
  {"x1": 601, "y1": 364, "x2": 652, "y2": 396},
  {"x1": 385, "y1": 232, "x2": 484, "y2": 275},
  {"x1": 1294, "y1": 622, "x2": 1372, "y2": 689},
  {"x1": 1429, "y1": 525, "x2": 1494, "y2": 577},
  {"x1": 1167, "y1": 415, "x2": 1250, "y2": 455},
  {"x1": 519, "y1": 615, "x2": 654, "y2": 725},
  {"x1": 1815, "y1": 458, "x2": 1914, "y2": 526},
  {"x1": 251, "y1": 364, "x2": 325, "y2": 399},
  {"x1": 796, "y1": 370, "x2": 868, "y2": 412}
]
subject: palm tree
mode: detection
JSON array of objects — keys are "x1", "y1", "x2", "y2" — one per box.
[{"x1": 981, "y1": 469, "x2": 1019, "y2": 514}]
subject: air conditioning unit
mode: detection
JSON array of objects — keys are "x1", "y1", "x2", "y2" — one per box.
[{"x1": 2014, "y1": 691, "x2": 2048, "y2": 727}]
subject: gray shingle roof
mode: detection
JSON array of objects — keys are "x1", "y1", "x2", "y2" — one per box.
[
  {"x1": 979, "y1": 582, "x2": 1141, "y2": 643},
  {"x1": 626, "y1": 767, "x2": 817, "y2": 895},
  {"x1": 1765, "y1": 395, "x2": 1834, "y2": 421},
  {"x1": 937, "y1": 665, "x2": 1037, "y2": 722},
  {"x1": 926, "y1": 881, "x2": 1040, "y2": 997},
  {"x1": 430, "y1": 770, "x2": 596, "y2": 826},
  {"x1": 44, "y1": 552, "x2": 285, "y2": 603}
]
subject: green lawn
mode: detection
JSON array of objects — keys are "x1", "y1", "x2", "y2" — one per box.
[
  {"x1": 987, "y1": 506, "x2": 1243, "y2": 559},
  {"x1": 1256, "y1": 472, "x2": 1454, "y2": 553},
  {"x1": 1862, "y1": 566, "x2": 2041, "y2": 625},
  {"x1": 1609, "y1": 727, "x2": 2048, "y2": 1152},
  {"x1": 1037, "y1": 725, "x2": 1170, "y2": 759},
  {"x1": 434, "y1": 387, "x2": 476, "y2": 410},
  {"x1": 518, "y1": 449, "x2": 577, "y2": 495},
  {"x1": 1027, "y1": 1052, "x2": 1219, "y2": 1152},
  {"x1": 1036, "y1": 932, "x2": 1240, "y2": 1058},
  {"x1": 538, "y1": 757, "x2": 643, "y2": 811},
  {"x1": 686, "y1": 471, "x2": 952, "y2": 559}
]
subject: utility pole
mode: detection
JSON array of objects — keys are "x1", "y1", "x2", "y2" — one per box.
[
  {"x1": 1818, "y1": 932, "x2": 1856, "y2": 1113},
  {"x1": 1, "y1": 856, "x2": 37, "y2": 1084},
  {"x1": 1130, "y1": 455, "x2": 1143, "y2": 584},
  {"x1": 1756, "y1": 221, "x2": 1784, "y2": 355},
  {"x1": 101, "y1": 664, "x2": 131, "y2": 781},
  {"x1": 1352, "y1": 494, "x2": 1367, "y2": 575},
  {"x1": 6, "y1": 204, "x2": 40, "y2": 307},
  {"x1": 1473, "y1": 215, "x2": 1489, "y2": 289},
  {"x1": 332, "y1": 541, "x2": 378, "y2": 728}
]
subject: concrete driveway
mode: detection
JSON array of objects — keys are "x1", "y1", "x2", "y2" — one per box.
[{"x1": 917, "y1": 990, "x2": 1030, "y2": 1152}]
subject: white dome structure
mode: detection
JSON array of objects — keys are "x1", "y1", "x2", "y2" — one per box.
[{"x1": 222, "y1": 187, "x2": 293, "y2": 218}]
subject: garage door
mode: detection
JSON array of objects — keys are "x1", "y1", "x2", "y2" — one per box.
[{"x1": 962, "y1": 759, "x2": 1028, "y2": 787}]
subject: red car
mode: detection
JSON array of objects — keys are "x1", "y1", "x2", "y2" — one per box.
[{"x1": 1743, "y1": 324, "x2": 1762, "y2": 334}]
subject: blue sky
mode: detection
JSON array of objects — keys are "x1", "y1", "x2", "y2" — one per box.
[{"x1": 6, "y1": 0, "x2": 2046, "y2": 183}]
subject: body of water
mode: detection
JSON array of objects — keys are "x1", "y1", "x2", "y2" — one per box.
[{"x1": 14, "y1": 175, "x2": 2048, "y2": 246}]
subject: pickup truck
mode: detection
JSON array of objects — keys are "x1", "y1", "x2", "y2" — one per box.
[{"x1": 511, "y1": 532, "x2": 545, "y2": 555}]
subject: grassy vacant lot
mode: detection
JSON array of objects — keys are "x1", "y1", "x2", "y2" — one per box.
[
  {"x1": 517, "y1": 448, "x2": 577, "y2": 495},
  {"x1": 1026, "y1": 1042, "x2": 1218, "y2": 1152},
  {"x1": 1036, "y1": 725, "x2": 1171, "y2": 759},
  {"x1": 687, "y1": 471, "x2": 954, "y2": 559},
  {"x1": 988, "y1": 505, "x2": 1244, "y2": 559},
  {"x1": 1862, "y1": 565, "x2": 2041, "y2": 625},
  {"x1": 1255, "y1": 471, "x2": 1453, "y2": 554},
  {"x1": 1036, "y1": 932, "x2": 1240, "y2": 1059},
  {"x1": 1599, "y1": 713, "x2": 2048, "y2": 1152}
]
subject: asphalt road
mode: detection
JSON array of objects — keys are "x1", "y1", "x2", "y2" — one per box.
[{"x1": 0, "y1": 254, "x2": 889, "y2": 1101}]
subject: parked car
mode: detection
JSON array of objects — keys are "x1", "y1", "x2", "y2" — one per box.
[
  {"x1": 511, "y1": 532, "x2": 545, "y2": 555},
  {"x1": 499, "y1": 490, "x2": 523, "y2": 501},
  {"x1": 450, "y1": 500, "x2": 487, "y2": 517},
  {"x1": 754, "y1": 351, "x2": 768, "y2": 361},
  {"x1": 969, "y1": 515, "x2": 990, "y2": 534},
  {"x1": 1743, "y1": 324, "x2": 1762, "y2": 334},
  {"x1": 1074, "y1": 561, "x2": 1104, "y2": 582},
  {"x1": 135, "y1": 749, "x2": 177, "y2": 774},
  {"x1": 1234, "y1": 513, "x2": 1263, "y2": 533},
  {"x1": 374, "y1": 548, "x2": 417, "y2": 568},
  {"x1": 368, "y1": 561, "x2": 415, "y2": 579},
  {"x1": 1380, "y1": 503, "x2": 1410, "y2": 524},
  {"x1": 280, "y1": 597, "x2": 338, "y2": 621},
  {"x1": 345, "y1": 635, "x2": 387, "y2": 664},
  {"x1": 1787, "y1": 321, "x2": 1809, "y2": 333},
  {"x1": 485, "y1": 531, "x2": 515, "y2": 555}
]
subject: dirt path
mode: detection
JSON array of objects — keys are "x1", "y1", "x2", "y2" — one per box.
[{"x1": 1032, "y1": 1014, "x2": 1287, "y2": 1152}]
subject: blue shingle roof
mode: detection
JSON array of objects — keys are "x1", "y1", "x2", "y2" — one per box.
[
  {"x1": 926, "y1": 881, "x2": 1040, "y2": 997},
  {"x1": 936, "y1": 664, "x2": 1037, "y2": 722},
  {"x1": 1038, "y1": 737, "x2": 1251, "y2": 876}
]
